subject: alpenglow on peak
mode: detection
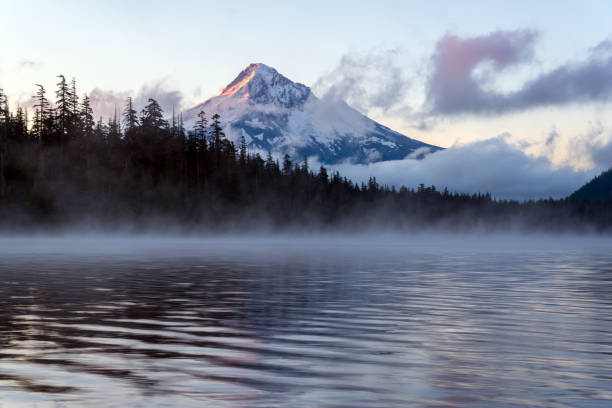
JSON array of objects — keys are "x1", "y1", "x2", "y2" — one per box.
[
  {"x1": 219, "y1": 63, "x2": 311, "y2": 108},
  {"x1": 185, "y1": 63, "x2": 440, "y2": 164}
]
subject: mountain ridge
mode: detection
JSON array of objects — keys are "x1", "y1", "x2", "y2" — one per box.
[{"x1": 571, "y1": 168, "x2": 612, "y2": 200}]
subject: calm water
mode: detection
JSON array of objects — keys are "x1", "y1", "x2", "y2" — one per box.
[{"x1": 1, "y1": 236, "x2": 612, "y2": 407}]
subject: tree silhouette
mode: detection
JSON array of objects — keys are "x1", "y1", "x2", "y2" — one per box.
[{"x1": 0, "y1": 76, "x2": 610, "y2": 232}]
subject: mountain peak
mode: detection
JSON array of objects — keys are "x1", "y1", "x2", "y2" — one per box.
[
  {"x1": 219, "y1": 63, "x2": 311, "y2": 108},
  {"x1": 186, "y1": 63, "x2": 441, "y2": 164}
]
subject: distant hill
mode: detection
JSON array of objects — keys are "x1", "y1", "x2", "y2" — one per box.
[{"x1": 571, "y1": 168, "x2": 612, "y2": 200}]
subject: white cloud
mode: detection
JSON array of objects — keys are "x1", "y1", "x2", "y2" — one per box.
[
  {"x1": 17, "y1": 59, "x2": 43, "y2": 71},
  {"x1": 330, "y1": 135, "x2": 601, "y2": 200},
  {"x1": 313, "y1": 50, "x2": 411, "y2": 113},
  {"x1": 88, "y1": 78, "x2": 184, "y2": 120}
]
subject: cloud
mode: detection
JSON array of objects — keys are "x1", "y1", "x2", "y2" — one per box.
[
  {"x1": 88, "y1": 78, "x2": 184, "y2": 120},
  {"x1": 567, "y1": 122, "x2": 612, "y2": 169},
  {"x1": 426, "y1": 31, "x2": 612, "y2": 114},
  {"x1": 526, "y1": 121, "x2": 612, "y2": 171},
  {"x1": 17, "y1": 59, "x2": 43, "y2": 70},
  {"x1": 314, "y1": 50, "x2": 410, "y2": 113},
  {"x1": 135, "y1": 80, "x2": 183, "y2": 114},
  {"x1": 88, "y1": 89, "x2": 129, "y2": 120},
  {"x1": 588, "y1": 138, "x2": 612, "y2": 169},
  {"x1": 330, "y1": 135, "x2": 598, "y2": 200}
]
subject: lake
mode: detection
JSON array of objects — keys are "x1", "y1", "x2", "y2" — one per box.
[{"x1": 1, "y1": 235, "x2": 611, "y2": 407}]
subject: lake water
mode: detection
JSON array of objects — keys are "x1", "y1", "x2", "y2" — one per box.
[{"x1": 1, "y1": 235, "x2": 612, "y2": 407}]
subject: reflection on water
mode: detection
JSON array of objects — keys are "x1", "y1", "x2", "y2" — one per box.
[{"x1": 1, "y1": 237, "x2": 612, "y2": 407}]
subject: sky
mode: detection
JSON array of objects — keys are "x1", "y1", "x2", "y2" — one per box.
[{"x1": 1, "y1": 0, "x2": 611, "y2": 198}]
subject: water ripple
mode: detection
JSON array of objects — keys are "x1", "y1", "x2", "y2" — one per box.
[{"x1": 1, "y1": 243, "x2": 611, "y2": 407}]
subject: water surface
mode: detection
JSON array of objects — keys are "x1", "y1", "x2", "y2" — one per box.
[{"x1": 1, "y1": 236, "x2": 611, "y2": 407}]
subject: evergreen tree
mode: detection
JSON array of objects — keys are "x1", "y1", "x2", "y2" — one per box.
[
  {"x1": 81, "y1": 94, "x2": 94, "y2": 139},
  {"x1": 140, "y1": 98, "x2": 167, "y2": 130},
  {"x1": 209, "y1": 113, "x2": 224, "y2": 153},
  {"x1": 318, "y1": 165, "x2": 328, "y2": 185},
  {"x1": 194, "y1": 110, "x2": 207, "y2": 151},
  {"x1": 107, "y1": 107, "x2": 121, "y2": 145},
  {"x1": 239, "y1": 135, "x2": 248, "y2": 166},
  {"x1": 171, "y1": 106, "x2": 177, "y2": 138},
  {"x1": 94, "y1": 116, "x2": 107, "y2": 142},
  {"x1": 282, "y1": 154, "x2": 292, "y2": 175},
  {"x1": 13, "y1": 107, "x2": 28, "y2": 140},
  {"x1": 32, "y1": 84, "x2": 51, "y2": 144},
  {"x1": 70, "y1": 78, "x2": 79, "y2": 117},
  {"x1": 265, "y1": 152, "x2": 276, "y2": 173},
  {"x1": 178, "y1": 112, "x2": 185, "y2": 139},
  {"x1": 0, "y1": 89, "x2": 7, "y2": 197},
  {"x1": 0, "y1": 89, "x2": 8, "y2": 131},
  {"x1": 123, "y1": 96, "x2": 137, "y2": 138},
  {"x1": 55, "y1": 74, "x2": 74, "y2": 143},
  {"x1": 0, "y1": 89, "x2": 7, "y2": 115}
]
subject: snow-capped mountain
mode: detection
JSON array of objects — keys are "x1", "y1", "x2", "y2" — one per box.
[{"x1": 185, "y1": 63, "x2": 440, "y2": 164}]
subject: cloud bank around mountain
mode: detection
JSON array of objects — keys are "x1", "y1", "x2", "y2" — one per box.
[{"x1": 329, "y1": 135, "x2": 606, "y2": 200}]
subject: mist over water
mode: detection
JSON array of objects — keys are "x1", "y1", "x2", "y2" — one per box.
[{"x1": 1, "y1": 235, "x2": 612, "y2": 407}]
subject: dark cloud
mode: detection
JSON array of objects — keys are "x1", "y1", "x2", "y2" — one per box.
[
  {"x1": 426, "y1": 31, "x2": 612, "y2": 115},
  {"x1": 590, "y1": 138, "x2": 612, "y2": 169},
  {"x1": 425, "y1": 29, "x2": 537, "y2": 114},
  {"x1": 314, "y1": 50, "x2": 410, "y2": 113}
]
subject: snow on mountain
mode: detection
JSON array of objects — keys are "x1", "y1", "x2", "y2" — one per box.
[{"x1": 184, "y1": 63, "x2": 440, "y2": 164}]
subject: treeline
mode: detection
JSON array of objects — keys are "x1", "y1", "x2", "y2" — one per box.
[{"x1": 0, "y1": 77, "x2": 611, "y2": 232}]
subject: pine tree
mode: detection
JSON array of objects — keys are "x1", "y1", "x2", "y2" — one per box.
[
  {"x1": 70, "y1": 78, "x2": 79, "y2": 116},
  {"x1": 282, "y1": 154, "x2": 292, "y2": 175},
  {"x1": 265, "y1": 151, "x2": 275, "y2": 173},
  {"x1": 239, "y1": 135, "x2": 248, "y2": 166},
  {"x1": 140, "y1": 98, "x2": 167, "y2": 130},
  {"x1": 171, "y1": 105, "x2": 177, "y2": 138},
  {"x1": 178, "y1": 112, "x2": 185, "y2": 139},
  {"x1": 14, "y1": 107, "x2": 28, "y2": 140},
  {"x1": 194, "y1": 110, "x2": 207, "y2": 151},
  {"x1": 0, "y1": 89, "x2": 8, "y2": 130},
  {"x1": 318, "y1": 165, "x2": 328, "y2": 185},
  {"x1": 32, "y1": 84, "x2": 51, "y2": 144},
  {"x1": 0, "y1": 89, "x2": 7, "y2": 197},
  {"x1": 94, "y1": 116, "x2": 107, "y2": 143},
  {"x1": 209, "y1": 113, "x2": 224, "y2": 153},
  {"x1": 55, "y1": 74, "x2": 73, "y2": 144},
  {"x1": 107, "y1": 106, "x2": 121, "y2": 145},
  {"x1": 123, "y1": 97, "x2": 137, "y2": 136},
  {"x1": 81, "y1": 94, "x2": 94, "y2": 139}
]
